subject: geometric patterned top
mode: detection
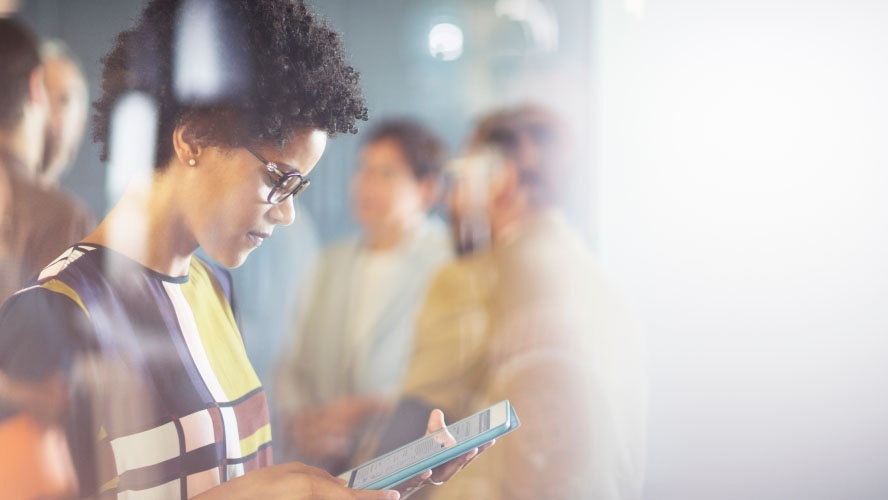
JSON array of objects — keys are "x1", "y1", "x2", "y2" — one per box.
[{"x1": 0, "y1": 244, "x2": 272, "y2": 499}]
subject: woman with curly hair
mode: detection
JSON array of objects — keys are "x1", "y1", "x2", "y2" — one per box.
[{"x1": 0, "y1": 1, "x2": 489, "y2": 498}]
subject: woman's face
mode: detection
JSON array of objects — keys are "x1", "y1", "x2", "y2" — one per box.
[
  {"x1": 352, "y1": 138, "x2": 427, "y2": 234},
  {"x1": 180, "y1": 128, "x2": 327, "y2": 268}
]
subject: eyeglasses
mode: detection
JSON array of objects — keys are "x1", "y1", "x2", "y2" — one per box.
[{"x1": 245, "y1": 146, "x2": 311, "y2": 204}]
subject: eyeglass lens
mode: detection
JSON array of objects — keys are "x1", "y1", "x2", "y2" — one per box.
[{"x1": 269, "y1": 175, "x2": 310, "y2": 204}]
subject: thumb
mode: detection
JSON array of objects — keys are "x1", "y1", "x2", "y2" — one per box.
[
  {"x1": 427, "y1": 409, "x2": 456, "y2": 447},
  {"x1": 426, "y1": 409, "x2": 446, "y2": 434}
]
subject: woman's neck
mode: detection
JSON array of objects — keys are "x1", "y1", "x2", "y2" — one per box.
[
  {"x1": 365, "y1": 214, "x2": 423, "y2": 252},
  {"x1": 83, "y1": 175, "x2": 197, "y2": 277}
]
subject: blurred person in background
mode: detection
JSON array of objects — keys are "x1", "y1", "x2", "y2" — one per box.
[
  {"x1": 370, "y1": 104, "x2": 648, "y2": 500},
  {"x1": 0, "y1": 19, "x2": 93, "y2": 304},
  {"x1": 274, "y1": 119, "x2": 452, "y2": 472},
  {"x1": 0, "y1": 18, "x2": 91, "y2": 500},
  {"x1": 0, "y1": 2, "x2": 487, "y2": 498},
  {"x1": 38, "y1": 39, "x2": 90, "y2": 188}
]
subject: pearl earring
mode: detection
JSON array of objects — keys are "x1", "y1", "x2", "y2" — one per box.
[{"x1": 188, "y1": 158, "x2": 196, "y2": 166}]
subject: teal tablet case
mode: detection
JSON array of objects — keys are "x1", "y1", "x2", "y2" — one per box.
[{"x1": 349, "y1": 402, "x2": 521, "y2": 490}]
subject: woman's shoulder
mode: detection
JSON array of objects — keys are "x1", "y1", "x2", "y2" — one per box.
[
  {"x1": 31, "y1": 244, "x2": 103, "y2": 285},
  {"x1": 418, "y1": 216, "x2": 452, "y2": 247},
  {"x1": 0, "y1": 271, "x2": 95, "y2": 389},
  {"x1": 404, "y1": 216, "x2": 454, "y2": 264},
  {"x1": 1, "y1": 244, "x2": 103, "y2": 341}
]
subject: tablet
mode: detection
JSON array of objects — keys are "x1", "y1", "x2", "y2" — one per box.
[{"x1": 344, "y1": 400, "x2": 521, "y2": 490}]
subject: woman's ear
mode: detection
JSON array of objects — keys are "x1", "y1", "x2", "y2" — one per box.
[{"x1": 171, "y1": 122, "x2": 203, "y2": 167}]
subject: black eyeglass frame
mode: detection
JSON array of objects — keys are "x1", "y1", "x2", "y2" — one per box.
[{"x1": 245, "y1": 146, "x2": 311, "y2": 204}]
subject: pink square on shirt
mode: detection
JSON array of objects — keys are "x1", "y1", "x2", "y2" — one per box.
[
  {"x1": 180, "y1": 409, "x2": 216, "y2": 453},
  {"x1": 187, "y1": 467, "x2": 221, "y2": 497}
]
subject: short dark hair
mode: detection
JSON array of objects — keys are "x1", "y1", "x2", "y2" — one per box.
[
  {"x1": 469, "y1": 104, "x2": 571, "y2": 206},
  {"x1": 0, "y1": 19, "x2": 41, "y2": 130},
  {"x1": 361, "y1": 118, "x2": 446, "y2": 181},
  {"x1": 92, "y1": 0, "x2": 368, "y2": 169}
]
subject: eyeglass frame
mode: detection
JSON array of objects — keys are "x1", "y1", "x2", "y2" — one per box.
[{"x1": 245, "y1": 146, "x2": 311, "y2": 204}]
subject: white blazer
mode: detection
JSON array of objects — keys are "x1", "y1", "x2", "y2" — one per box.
[{"x1": 274, "y1": 217, "x2": 452, "y2": 414}]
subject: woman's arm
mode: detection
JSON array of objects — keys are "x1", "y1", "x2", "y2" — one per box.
[
  {"x1": 192, "y1": 462, "x2": 399, "y2": 500},
  {"x1": 201, "y1": 409, "x2": 493, "y2": 500}
]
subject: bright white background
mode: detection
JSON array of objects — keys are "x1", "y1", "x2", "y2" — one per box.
[{"x1": 597, "y1": 0, "x2": 888, "y2": 498}]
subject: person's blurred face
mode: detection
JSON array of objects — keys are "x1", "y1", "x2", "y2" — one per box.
[
  {"x1": 17, "y1": 66, "x2": 50, "y2": 176},
  {"x1": 352, "y1": 137, "x2": 427, "y2": 234},
  {"x1": 41, "y1": 56, "x2": 88, "y2": 184},
  {"x1": 179, "y1": 128, "x2": 327, "y2": 268}
]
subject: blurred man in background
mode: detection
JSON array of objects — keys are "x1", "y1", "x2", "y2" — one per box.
[
  {"x1": 370, "y1": 104, "x2": 647, "y2": 499},
  {"x1": 39, "y1": 39, "x2": 89, "y2": 188},
  {"x1": 274, "y1": 118, "x2": 453, "y2": 472},
  {"x1": 0, "y1": 18, "x2": 87, "y2": 499},
  {"x1": 0, "y1": 19, "x2": 94, "y2": 304}
]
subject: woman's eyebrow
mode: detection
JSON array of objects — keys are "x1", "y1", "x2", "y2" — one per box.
[
  {"x1": 268, "y1": 158, "x2": 303, "y2": 175},
  {"x1": 279, "y1": 161, "x2": 304, "y2": 175}
]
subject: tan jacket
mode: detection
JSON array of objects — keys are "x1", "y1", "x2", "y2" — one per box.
[
  {"x1": 401, "y1": 211, "x2": 647, "y2": 500},
  {"x1": 0, "y1": 157, "x2": 94, "y2": 303}
]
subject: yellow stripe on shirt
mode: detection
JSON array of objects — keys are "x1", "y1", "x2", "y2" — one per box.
[
  {"x1": 180, "y1": 259, "x2": 261, "y2": 402},
  {"x1": 40, "y1": 279, "x2": 91, "y2": 320},
  {"x1": 239, "y1": 423, "x2": 272, "y2": 458}
]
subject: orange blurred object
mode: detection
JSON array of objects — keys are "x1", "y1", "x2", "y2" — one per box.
[{"x1": 0, "y1": 413, "x2": 78, "y2": 500}]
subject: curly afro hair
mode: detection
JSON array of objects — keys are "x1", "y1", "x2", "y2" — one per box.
[{"x1": 92, "y1": 0, "x2": 368, "y2": 169}]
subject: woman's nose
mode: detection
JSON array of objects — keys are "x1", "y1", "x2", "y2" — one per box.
[{"x1": 268, "y1": 195, "x2": 296, "y2": 226}]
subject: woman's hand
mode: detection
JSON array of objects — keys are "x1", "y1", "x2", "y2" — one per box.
[
  {"x1": 392, "y1": 409, "x2": 495, "y2": 499},
  {"x1": 193, "y1": 461, "x2": 400, "y2": 500},
  {"x1": 197, "y1": 409, "x2": 492, "y2": 499}
]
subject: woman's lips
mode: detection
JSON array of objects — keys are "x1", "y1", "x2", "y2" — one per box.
[{"x1": 247, "y1": 231, "x2": 270, "y2": 247}]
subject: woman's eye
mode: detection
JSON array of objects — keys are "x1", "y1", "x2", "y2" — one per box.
[{"x1": 264, "y1": 173, "x2": 277, "y2": 187}]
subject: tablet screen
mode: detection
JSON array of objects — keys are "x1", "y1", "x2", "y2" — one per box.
[{"x1": 351, "y1": 409, "x2": 491, "y2": 489}]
